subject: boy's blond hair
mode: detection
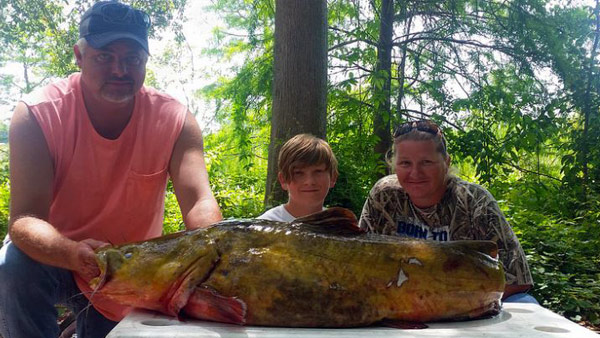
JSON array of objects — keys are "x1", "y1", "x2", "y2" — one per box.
[{"x1": 278, "y1": 134, "x2": 338, "y2": 182}]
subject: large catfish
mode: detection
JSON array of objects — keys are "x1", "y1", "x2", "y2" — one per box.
[{"x1": 89, "y1": 208, "x2": 505, "y2": 327}]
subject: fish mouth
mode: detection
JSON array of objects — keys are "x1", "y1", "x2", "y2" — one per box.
[
  {"x1": 90, "y1": 270, "x2": 107, "y2": 291},
  {"x1": 86, "y1": 250, "x2": 111, "y2": 303},
  {"x1": 88, "y1": 248, "x2": 116, "y2": 291}
]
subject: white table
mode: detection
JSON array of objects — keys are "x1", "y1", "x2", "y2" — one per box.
[{"x1": 107, "y1": 303, "x2": 598, "y2": 337}]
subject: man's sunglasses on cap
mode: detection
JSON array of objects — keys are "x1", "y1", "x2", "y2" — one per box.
[
  {"x1": 82, "y1": 1, "x2": 151, "y2": 28},
  {"x1": 99, "y1": 2, "x2": 151, "y2": 28}
]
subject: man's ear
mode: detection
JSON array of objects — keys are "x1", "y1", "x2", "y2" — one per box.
[
  {"x1": 278, "y1": 172, "x2": 288, "y2": 191},
  {"x1": 73, "y1": 45, "x2": 83, "y2": 68}
]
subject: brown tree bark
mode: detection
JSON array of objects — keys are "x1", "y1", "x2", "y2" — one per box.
[
  {"x1": 372, "y1": 0, "x2": 394, "y2": 177},
  {"x1": 264, "y1": 0, "x2": 328, "y2": 208},
  {"x1": 580, "y1": 0, "x2": 600, "y2": 201}
]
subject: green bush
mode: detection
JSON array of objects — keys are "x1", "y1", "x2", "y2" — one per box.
[
  {"x1": 203, "y1": 123, "x2": 269, "y2": 219},
  {"x1": 494, "y1": 177, "x2": 600, "y2": 326},
  {"x1": 0, "y1": 145, "x2": 9, "y2": 246},
  {"x1": 209, "y1": 173, "x2": 265, "y2": 219},
  {"x1": 511, "y1": 208, "x2": 600, "y2": 325},
  {"x1": 162, "y1": 181, "x2": 185, "y2": 234},
  {"x1": 162, "y1": 169, "x2": 266, "y2": 236}
]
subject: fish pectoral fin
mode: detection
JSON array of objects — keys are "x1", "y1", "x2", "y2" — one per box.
[
  {"x1": 380, "y1": 319, "x2": 428, "y2": 329},
  {"x1": 182, "y1": 286, "x2": 247, "y2": 325},
  {"x1": 163, "y1": 248, "x2": 220, "y2": 317},
  {"x1": 292, "y1": 207, "x2": 364, "y2": 236}
]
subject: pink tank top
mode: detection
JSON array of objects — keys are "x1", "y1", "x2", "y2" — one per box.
[{"x1": 25, "y1": 73, "x2": 186, "y2": 320}]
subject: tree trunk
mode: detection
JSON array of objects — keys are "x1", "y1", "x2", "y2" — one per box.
[
  {"x1": 396, "y1": 13, "x2": 412, "y2": 118},
  {"x1": 372, "y1": 0, "x2": 394, "y2": 177},
  {"x1": 264, "y1": 0, "x2": 328, "y2": 208},
  {"x1": 580, "y1": 0, "x2": 600, "y2": 201}
]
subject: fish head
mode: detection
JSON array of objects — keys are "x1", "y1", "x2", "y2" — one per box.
[
  {"x1": 88, "y1": 229, "x2": 221, "y2": 315},
  {"x1": 90, "y1": 245, "x2": 139, "y2": 290}
]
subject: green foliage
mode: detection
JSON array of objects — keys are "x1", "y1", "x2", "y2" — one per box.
[
  {"x1": 194, "y1": 0, "x2": 275, "y2": 217},
  {"x1": 203, "y1": 124, "x2": 269, "y2": 219},
  {"x1": 492, "y1": 174, "x2": 600, "y2": 325},
  {"x1": 326, "y1": 88, "x2": 383, "y2": 214},
  {"x1": 0, "y1": 123, "x2": 8, "y2": 144},
  {"x1": 0, "y1": 144, "x2": 9, "y2": 243},
  {"x1": 162, "y1": 181, "x2": 185, "y2": 235}
]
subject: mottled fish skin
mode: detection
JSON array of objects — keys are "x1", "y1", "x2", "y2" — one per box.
[
  {"x1": 90, "y1": 208, "x2": 505, "y2": 327},
  {"x1": 90, "y1": 230, "x2": 220, "y2": 316}
]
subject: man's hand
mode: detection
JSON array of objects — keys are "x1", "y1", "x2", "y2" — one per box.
[{"x1": 71, "y1": 238, "x2": 109, "y2": 282}]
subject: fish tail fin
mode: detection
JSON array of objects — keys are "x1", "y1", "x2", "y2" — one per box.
[{"x1": 183, "y1": 287, "x2": 247, "y2": 325}]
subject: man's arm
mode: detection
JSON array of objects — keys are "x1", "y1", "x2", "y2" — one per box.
[
  {"x1": 169, "y1": 111, "x2": 222, "y2": 230},
  {"x1": 8, "y1": 102, "x2": 104, "y2": 281}
]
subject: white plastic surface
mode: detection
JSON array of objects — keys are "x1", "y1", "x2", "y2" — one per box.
[{"x1": 107, "y1": 303, "x2": 599, "y2": 337}]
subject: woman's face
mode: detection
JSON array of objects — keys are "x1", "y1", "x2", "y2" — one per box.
[{"x1": 395, "y1": 139, "x2": 450, "y2": 208}]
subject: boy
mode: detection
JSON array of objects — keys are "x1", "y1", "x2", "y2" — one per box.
[{"x1": 259, "y1": 134, "x2": 338, "y2": 221}]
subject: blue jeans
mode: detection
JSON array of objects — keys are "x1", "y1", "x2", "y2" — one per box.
[
  {"x1": 0, "y1": 242, "x2": 118, "y2": 338},
  {"x1": 504, "y1": 292, "x2": 539, "y2": 304}
]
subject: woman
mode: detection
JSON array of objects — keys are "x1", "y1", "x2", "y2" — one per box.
[{"x1": 359, "y1": 120, "x2": 535, "y2": 302}]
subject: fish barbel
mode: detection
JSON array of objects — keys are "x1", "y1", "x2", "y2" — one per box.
[{"x1": 89, "y1": 208, "x2": 505, "y2": 327}]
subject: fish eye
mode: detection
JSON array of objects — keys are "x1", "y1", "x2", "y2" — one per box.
[{"x1": 124, "y1": 252, "x2": 133, "y2": 259}]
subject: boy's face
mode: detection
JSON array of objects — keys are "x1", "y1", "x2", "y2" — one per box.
[{"x1": 279, "y1": 163, "x2": 336, "y2": 208}]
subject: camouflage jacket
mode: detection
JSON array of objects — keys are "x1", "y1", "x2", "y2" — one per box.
[{"x1": 359, "y1": 175, "x2": 533, "y2": 286}]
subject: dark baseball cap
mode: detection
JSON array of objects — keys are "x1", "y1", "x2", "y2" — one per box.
[{"x1": 79, "y1": 1, "x2": 151, "y2": 54}]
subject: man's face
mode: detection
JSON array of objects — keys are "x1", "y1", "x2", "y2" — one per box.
[{"x1": 76, "y1": 39, "x2": 148, "y2": 104}]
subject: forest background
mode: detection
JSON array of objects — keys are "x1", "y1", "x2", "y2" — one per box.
[{"x1": 0, "y1": 0, "x2": 599, "y2": 331}]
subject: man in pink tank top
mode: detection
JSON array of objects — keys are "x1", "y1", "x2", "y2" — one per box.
[{"x1": 0, "y1": 2, "x2": 223, "y2": 337}]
